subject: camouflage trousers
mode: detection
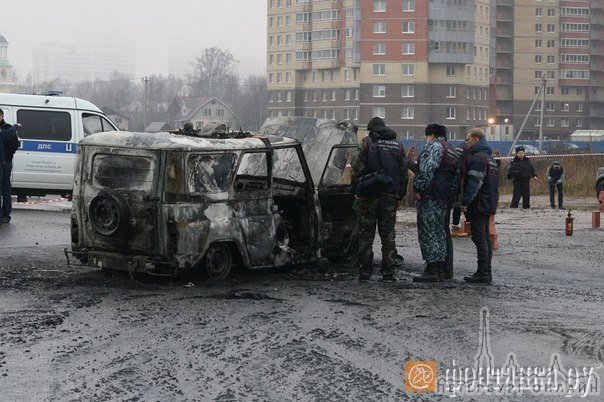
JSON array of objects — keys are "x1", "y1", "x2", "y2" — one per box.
[
  {"x1": 417, "y1": 198, "x2": 448, "y2": 263},
  {"x1": 356, "y1": 195, "x2": 398, "y2": 276}
]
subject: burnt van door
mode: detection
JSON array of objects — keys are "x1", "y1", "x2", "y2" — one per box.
[
  {"x1": 317, "y1": 144, "x2": 359, "y2": 262},
  {"x1": 83, "y1": 150, "x2": 161, "y2": 255},
  {"x1": 231, "y1": 151, "x2": 276, "y2": 267}
]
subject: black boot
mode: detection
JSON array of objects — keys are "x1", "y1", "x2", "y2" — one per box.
[
  {"x1": 438, "y1": 262, "x2": 450, "y2": 281},
  {"x1": 464, "y1": 266, "x2": 492, "y2": 284},
  {"x1": 413, "y1": 262, "x2": 441, "y2": 283}
]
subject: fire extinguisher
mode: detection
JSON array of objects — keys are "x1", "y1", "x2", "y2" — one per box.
[{"x1": 565, "y1": 210, "x2": 574, "y2": 236}]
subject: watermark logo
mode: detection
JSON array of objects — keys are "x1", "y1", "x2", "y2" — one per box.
[
  {"x1": 405, "y1": 308, "x2": 601, "y2": 397},
  {"x1": 405, "y1": 360, "x2": 436, "y2": 393}
]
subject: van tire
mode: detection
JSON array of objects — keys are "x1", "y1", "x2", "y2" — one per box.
[
  {"x1": 204, "y1": 243, "x2": 232, "y2": 280},
  {"x1": 89, "y1": 193, "x2": 129, "y2": 236}
]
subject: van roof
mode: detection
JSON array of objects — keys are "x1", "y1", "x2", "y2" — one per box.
[
  {"x1": 79, "y1": 130, "x2": 301, "y2": 151},
  {"x1": 0, "y1": 93, "x2": 103, "y2": 113}
]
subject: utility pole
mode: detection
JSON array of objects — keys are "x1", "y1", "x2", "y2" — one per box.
[
  {"x1": 538, "y1": 75, "x2": 547, "y2": 152},
  {"x1": 142, "y1": 76, "x2": 150, "y2": 132},
  {"x1": 508, "y1": 76, "x2": 547, "y2": 155}
]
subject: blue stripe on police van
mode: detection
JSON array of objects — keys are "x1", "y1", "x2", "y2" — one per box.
[{"x1": 19, "y1": 140, "x2": 78, "y2": 154}]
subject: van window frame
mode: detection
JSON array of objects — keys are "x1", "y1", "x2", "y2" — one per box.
[{"x1": 16, "y1": 109, "x2": 73, "y2": 141}]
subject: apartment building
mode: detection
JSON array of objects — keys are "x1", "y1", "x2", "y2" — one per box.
[
  {"x1": 267, "y1": 0, "x2": 493, "y2": 139},
  {"x1": 493, "y1": 0, "x2": 604, "y2": 140}
]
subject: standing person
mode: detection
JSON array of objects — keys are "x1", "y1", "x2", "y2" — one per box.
[
  {"x1": 351, "y1": 117, "x2": 408, "y2": 283},
  {"x1": 547, "y1": 160, "x2": 565, "y2": 210},
  {"x1": 412, "y1": 123, "x2": 461, "y2": 282},
  {"x1": 0, "y1": 120, "x2": 21, "y2": 227},
  {"x1": 1, "y1": 108, "x2": 20, "y2": 223},
  {"x1": 461, "y1": 128, "x2": 499, "y2": 284},
  {"x1": 508, "y1": 146, "x2": 537, "y2": 209}
]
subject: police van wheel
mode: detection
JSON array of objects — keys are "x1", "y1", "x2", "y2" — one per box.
[{"x1": 204, "y1": 244, "x2": 232, "y2": 280}]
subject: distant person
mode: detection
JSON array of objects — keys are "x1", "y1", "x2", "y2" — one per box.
[
  {"x1": 0, "y1": 114, "x2": 21, "y2": 226},
  {"x1": 461, "y1": 128, "x2": 499, "y2": 284},
  {"x1": 351, "y1": 117, "x2": 408, "y2": 283},
  {"x1": 507, "y1": 146, "x2": 537, "y2": 209},
  {"x1": 547, "y1": 160, "x2": 565, "y2": 210}
]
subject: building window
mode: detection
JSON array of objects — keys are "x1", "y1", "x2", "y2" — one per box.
[
  {"x1": 447, "y1": 86, "x2": 456, "y2": 98},
  {"x1": 547, "y1": 8, "x2": 555, "y2": 17},
  {"x1": 402, "y1": 63, "x2": 415, "y2": 76},
  {"x1": 535, "y1": 39, "x2": 542, "y2": 48},
  {"x1": 535, "y1": 24, "x2": 542, "y2": 33},
  {"x1": 546, "y1": 87, "x2": 555, "y2": 95},
  {"x1": 402, "y1": 43, "x2": 415, "y2": 55},
  {"x1": 203, "y1": 108, "x2": 211, "y2": 116},
  {"x1": 345, "y1": 89, "x2": 351, "y2": 101},
  {"x1": 354, "y1": 89, "x2": 359, "y2": 100},
  {"x1": 373, "y1": 22, "x2": 386, "y2": 33},
  {"x1": 331, "y1": 89, "x2": 336, "y2": 101},
  {"x1": 547, "y1": 24, "x2": 555, "y2": 33},
  {"x1": 535, "y1": 55, "x2": 542, "y2": 63},
  {"x1": 561, "y1": 102, "x2": 569, "y2": 112},
  {"x1": 403, "y1": 0, "x2": 415, "y2": 12},
  {"x1": 402, "y1": 21, "x2": 415, "y2": 33},
  {"x1": 401, "y1": 85, "x2": 415, "y2": 98},
  {"x1": 535, "y1": 71, "x2": 542, "y2": 79},
  {"x1": 373, "y1": 43, "x2": 386, "y2": 55},
  {"x1": 536, "y1": 8, "x2": 542, "y2": 17},
  {"x1": 547, "y1": 40, "x2": 555, "y2": 48},
  {"x1": 446, "y1": 107, "x2": 456, "y2": 120},
  {"x1": 577, "y1": 87, "x2": 583, "y2": 95},
  {"x1": 446, "y1": 65, "x2": 456, "y2": 76},
  {"x1": 546, "y1": 117, "x2": 555, "y2": 127},
  {"x1": 561, "y1": 87, "x2": 569, "y2": 95},
  {"x1": 546, "y1": 102, "x2": 555, "y2": 112},
  {"x1": 576, "y1": 118, "x2": 583, "y2": 127},
  {"x1": 373, "y1": 0, "x2": 386, "y2": 12},
  {"x1": 401, "y1": 106, "x2": 415, "y2": 119},
  {"x1": 372, "y1": 85, "x2": 386, "y2": 98},
  {"x1": 547, "y1": 70, "x2": 555, "y2": 79},
  {"x1": 576, "y1": 103, "x2": 583, "y2": 112},
  {"x1": 373, "y1": 64, "x2": 386, "y2": 76},
  {"x1": 547, "y1": 55, "x2": 555, "y2": 64},
  {"x1": 344, "y1": 69, "x2": 351, "y2": 81},
  {"x1": 372, "y1": 107, "x2": 386, "y2": 119}
]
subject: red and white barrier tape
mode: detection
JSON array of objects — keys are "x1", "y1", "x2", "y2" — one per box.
[
  {"x1": 496, "y1": 152, "x2": 604, "y2": 160},
  {"x1": 16, "y1": 197, "x2": 70, "y2": 205}
]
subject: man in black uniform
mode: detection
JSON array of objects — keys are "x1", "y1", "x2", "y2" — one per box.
[{"x1": 1, "y1": 108, "x2": 20, "y2": 224}]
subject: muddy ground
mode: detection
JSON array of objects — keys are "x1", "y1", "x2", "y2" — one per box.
[{"x1": 0, "y1": 196, "x2": 602, "y2": 401}]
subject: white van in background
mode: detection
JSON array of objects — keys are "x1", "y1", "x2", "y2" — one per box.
[{"x1": 0, "y1": 92, "x2": 118, "y2": 199}]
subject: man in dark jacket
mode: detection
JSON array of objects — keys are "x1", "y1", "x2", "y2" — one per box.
[
  {"x1": 508, "y1": 146, "x2": 537, "y2": 209},
  {"x1": 462, "y1": 128, "x2": 499, "y2": 284},
  {"x1": 547, "y1": 160, "x2": 565, "y2": 209},
  {"x1": 412, "y1": 123, "x2": 462, "y2": 282},
  {"x1": 1, "y1": 108, "x2": 20, "y2": 223},
  {"x1": 0, "y1": 111, "x2": 21, "y2": 226},
  {"x1": 351, "y1": 117, "x2": 408, "y2": 283}
]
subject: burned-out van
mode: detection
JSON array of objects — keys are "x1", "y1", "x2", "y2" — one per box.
[{"x1": 66, "y1": 126, "x2": 358, "y2": 278}]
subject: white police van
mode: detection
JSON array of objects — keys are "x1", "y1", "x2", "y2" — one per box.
[{"x1": 0, "y1": 92, "x2": 118, "y2": 199}]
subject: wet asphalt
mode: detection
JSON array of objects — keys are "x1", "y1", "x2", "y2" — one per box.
[{"x1": 0, "y1": 199, "x2": 602, "y2": 401}]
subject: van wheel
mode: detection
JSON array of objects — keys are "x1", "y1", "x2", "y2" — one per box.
[
  {"x1": 205, "y1": 244, "x2": 232, "y2": 280},
  {"x1": 89, "y1": 193, "x2": 129, "y2": 236}
]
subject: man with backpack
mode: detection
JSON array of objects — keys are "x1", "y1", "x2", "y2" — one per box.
[
  {"x1": 461, "y1": 128, "x2": 499, "y2": 284},
  {"x1": 351, "y1": 117, "x2": 408, "y2": 283},
  {"x1": 412, "y1": 123, "x2": 462, "y2": 282}
]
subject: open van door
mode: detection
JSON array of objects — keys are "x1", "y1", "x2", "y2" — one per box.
[{"x1": 318, "y1": 144, "x2": 359, "y2": 265}]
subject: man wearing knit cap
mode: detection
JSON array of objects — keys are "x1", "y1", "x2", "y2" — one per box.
[
  {"x1": 351, "y1": 117, "x2": 408, "y2": 283},
  {"x1": 412, "y1": 123, "x2": 462, "y2": 282},
  {"x1": 508, "y1": 146, "x2": 537, "y2": 208}
]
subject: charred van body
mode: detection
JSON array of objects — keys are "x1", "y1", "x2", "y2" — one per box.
[{"x1": 67, "y1": 126, "x2": 358, "y2": 278}]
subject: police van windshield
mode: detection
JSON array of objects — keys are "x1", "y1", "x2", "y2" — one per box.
[{"x1": 83, "y1": 113, "x2": 117, "y2": 136}]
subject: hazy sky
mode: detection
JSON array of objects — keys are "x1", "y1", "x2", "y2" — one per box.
[{"x1": 2, "y1": 0, "x2": 267, "y2": 80}]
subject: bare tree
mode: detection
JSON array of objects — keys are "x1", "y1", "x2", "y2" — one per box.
[
  {"x1": 188, "y1": 47, "x2": 240, "y2": 104},
  {"x1": 232, "y1": 75, "x2": 268, "y2": 130}
]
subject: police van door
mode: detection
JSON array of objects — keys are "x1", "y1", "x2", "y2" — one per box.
[
  {"x1": 13, "y1": 108, "x2": 76, "y2": 195},
  {"x1": 317, "y1": 144, "x2": 359, "y2": 264}
]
